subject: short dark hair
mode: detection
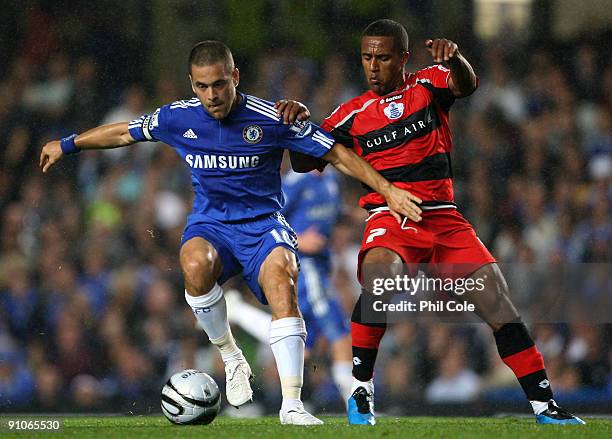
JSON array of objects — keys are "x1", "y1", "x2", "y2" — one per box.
[
  {"x1": 188, "y1": 40, "x2": 234, "y2": 73},
  {"x1": 362, "y1": 19, "x2": 409, "y2": 54}
]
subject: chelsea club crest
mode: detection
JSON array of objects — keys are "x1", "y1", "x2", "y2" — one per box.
[
  {"x1": 383, "y1": 102, "x2": 404, "y2": 120},
  {"x1": 243, "y1": 124, "x2": 263, "y2": 144}
]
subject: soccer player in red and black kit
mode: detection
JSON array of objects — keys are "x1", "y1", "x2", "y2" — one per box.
[{"x1": 286, "y1": 19, "x2": 584, "y2": 425}]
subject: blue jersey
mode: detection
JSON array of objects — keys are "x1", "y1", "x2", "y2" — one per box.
[
  {"x1": 128, "y1": 93, "x2": 334, "y2": 222},
  {"x1": 282, "y1": 170, "x2": 341, "y2": 259}
]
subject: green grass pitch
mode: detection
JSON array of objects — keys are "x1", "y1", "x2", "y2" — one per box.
[{"x1": 2, "y1": 416, "x2": 610, "y2": 438}]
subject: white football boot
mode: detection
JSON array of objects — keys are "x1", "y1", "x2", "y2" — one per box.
[
  {"x1": 279, "y1": 401, "x2": 324, "y2": 425},
  {"x1": 224, "y1": 358, "x2": 253, "y2": 407}
]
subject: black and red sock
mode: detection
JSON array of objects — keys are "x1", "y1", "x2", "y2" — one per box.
[
  {"x1": 351, "y1": 294, "x2": 387, "y2": 381},
  {"x1": 493, "y1": 320, "x2": 553, "y2": 401}
]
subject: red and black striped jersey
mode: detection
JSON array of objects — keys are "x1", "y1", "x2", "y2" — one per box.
[{"x1": 321, "y1": 65, "x2": 460, "y2": 211}]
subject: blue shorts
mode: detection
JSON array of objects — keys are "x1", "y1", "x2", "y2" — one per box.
[
  {"x1": 181, "y1": 212, "x2": 298, "y2": 304},
  {"x1": 298, "y1": 256, "x2": 349, "y2": 349}
]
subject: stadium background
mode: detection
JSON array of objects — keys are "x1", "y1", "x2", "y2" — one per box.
[{"x1": 0, "y1": 0, "x2": 609, "y2": 417}]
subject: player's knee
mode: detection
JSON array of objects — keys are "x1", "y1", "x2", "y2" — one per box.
[
  {"x1": 259, "y1": 247, "x2": 300, "y2": 317},
  {"x1": 283, "y1": 260, "x2": 299, "y2": 282},
  {"x1": 279, "y1": 248, "x2": 299, "y2": 279},
  {"x1": 362, "y1": 247, "x2": 403, "y2": 294},
  {"x1": 181, "y1": 252, "x2": 216, "y2": 294},
  {"x1": 262, "y1": 249, "x2": 299, "y2": 283},
  {"x1": 473, "y1": 263, "x2": 512, "y2": 296},
  {"x1": 266, "y1": 266, "x2": 300, "y2": 318}
]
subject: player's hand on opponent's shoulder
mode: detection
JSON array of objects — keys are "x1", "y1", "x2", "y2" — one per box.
[
  {"x1": 385, "y1": 185, "x2": 423, "y2": 223},
  {"x1": 39, "y1": 140, "x2": 63, "y2": 173},
  {"x1": 274, "y1": 99, "x2": 310, "y2": 124},
  {"x1": 425, "y1": 38, "x2": 459, "y2": 63}
]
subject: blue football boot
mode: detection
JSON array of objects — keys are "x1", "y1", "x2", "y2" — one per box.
[
  {"x1": 536, "y1": 400, "x2": 585, "y2": 425},
  {"x1": 347, "y1": 386, "x2": 375, "y2": 425}
]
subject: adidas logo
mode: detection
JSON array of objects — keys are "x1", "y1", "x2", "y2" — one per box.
[
  {"x1": 183, "y1": 129, "x2": 197, "y2": 139},
  {"x1": 539, "y1": 379, "x2": 550, "y2": 388}
]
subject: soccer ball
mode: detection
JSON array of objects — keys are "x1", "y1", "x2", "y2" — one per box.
[{"x1": 161, "y1": 369, "x2": 221, "y2": 425}]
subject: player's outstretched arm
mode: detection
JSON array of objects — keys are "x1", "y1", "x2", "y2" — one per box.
[
  {"x1": 425, "y1": 38, "x2": 477, "y2": 97},
  {"x1": 39, "y1": 122, "x2": 136, "y2": 173},
  {"x1": 323, "y1": 143, "x2": 422, "y2": 222}
]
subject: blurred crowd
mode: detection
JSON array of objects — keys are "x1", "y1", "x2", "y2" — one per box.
[{"x1": 0, "y1": 5, "x2": 610, "y2": 415}]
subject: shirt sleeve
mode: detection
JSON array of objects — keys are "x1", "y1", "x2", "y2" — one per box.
[
  {"x1": 417, "y1": 65, "x2": 457, "y2": 112},
  {"x1": 321, "y1": 104, "x2": 355, "y2": 148},
  {"x1": 278, "y1": 120, "x2": 334, "y2": 158},
  {"x1": 128, "y1": 105, "x2": 171, "y2": 143}
]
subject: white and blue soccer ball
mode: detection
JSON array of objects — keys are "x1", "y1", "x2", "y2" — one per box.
[{"x1": 161, "y1": 369, "x2": 221, "y2": 425}]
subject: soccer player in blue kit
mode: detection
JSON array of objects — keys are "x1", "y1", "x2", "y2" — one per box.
[{"x1": 39, "y1": 40, "x2": 423, "y2": 425}]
